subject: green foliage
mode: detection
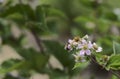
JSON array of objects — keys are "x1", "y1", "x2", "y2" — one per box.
[
  {"x1": 106, "y1": 55, "x2": 120, "y2": 70},
  {"x1": 73, "y1": 62, "x2": 89, "y2": 70},
  {"x1": 1, "y1": 0, "x2": 120, "y2": 79},
  {"x1": 113, "y1": 41, "x2": 120, "y2": 54},
  {"x1": 43, "y1": 41, "x2": 75, "y2": 72},
  {"x1": 0, "y1": 59, "x2": 24, "y2": 74}
]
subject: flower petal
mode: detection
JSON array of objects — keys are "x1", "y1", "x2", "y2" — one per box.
[
  {"x1": 88, "y1": 41, "x2": 93, "y2": 48},
  {"x1": 96, "y1": 47, "x2": 102, "y2": 52},
  {"x1": 79, "y1": 50, "x2": 85, "y2": 56},
  {"x1": 68, "y1": 39, "x2": 73, "y2": 44},
  {"x1": 85, "y1": 50, "x2": 91, "y2": 55},
  {"x1": 77, "y1": 44, "x2": 83, "y2": 49}
]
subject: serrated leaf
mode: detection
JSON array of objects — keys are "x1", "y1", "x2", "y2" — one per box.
[{"x1": 105, "y1": 55, "x2": 120, "y2": 70}]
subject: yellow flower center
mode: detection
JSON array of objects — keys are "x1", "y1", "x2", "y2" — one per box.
[{"x1": 83, "y1": 45, "x2": 88, "y2": 50}]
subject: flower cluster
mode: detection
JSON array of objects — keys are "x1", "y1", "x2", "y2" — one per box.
[{"x1": 65, "y1": 35, "x2": 102, "y2": 62}]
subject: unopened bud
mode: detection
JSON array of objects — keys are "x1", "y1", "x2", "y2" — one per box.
[
  {"x1": 102, "y1": 55, "x2": 109, "y2": 62},
  {"x1": 74, "y1": 36, "x2": 80, "y2": 42}
]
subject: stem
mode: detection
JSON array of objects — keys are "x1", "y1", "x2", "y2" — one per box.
[
  {"x1": 89, "y1": 55, "x2": 98, "y2": 64},
  {"x1": 110, "y1": 70, "x2": 120, "y2": 78},
  {"x1": 18, "y1": 0, "x2": 45, "y2": 54},
  {"x1": 113, "y1": 41, "x2": 116, "y2": 55},
  {"x1": 31, "y1": 30, "x2": 45, "y2": 53}
]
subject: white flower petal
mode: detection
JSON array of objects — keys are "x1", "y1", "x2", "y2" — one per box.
[
  {"x1": 81, "y1": 39, "x2": 87, "y2": 44},
  {"x1": 68, "y1": 39, "x2": 73, "y2": 44},
  {"x1": 88, "y1": 41, "x2": 93, "y2": 48},
  {"x1": 76, "y1": 44, "x2": 83, "y2": 49},
  {"x1": 93, "y1": 42, "x2": 97, "y2": 46},
  {"x1": 83, "y1": 35, "x2": 89, "y2": 39},
  {"x1": 96, "y1": 47, "x2": 102, "y2": 52},
  {"x1": 73, "y1": 42, "x2": 78, "y2": 46}
]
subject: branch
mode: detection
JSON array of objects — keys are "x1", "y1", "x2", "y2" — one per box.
[
  {"x1": 18, "y1": 0, "x2": 45, "y2": 54},
  {"x1": 31, "y1": 30, "x2": 45, "y2": 54}
]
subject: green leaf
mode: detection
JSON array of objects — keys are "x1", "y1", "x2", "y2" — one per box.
[
  {"x1": 16, "y1": 48, "x2": 49, "y2": 71},
  {"x1": 97, "y1": 36, "x2": 113, "y2": 54},
  {"x1": 0, "y1": 49, "x2": 49, "y2": 74},
  {"x1": 35, "y1": 5, "x2": 48, "y2": 31},
  {"x1": 6, "y1": 13, "x2": 26, "y2": 25},
  {"x1": 96, "y1": 54, "x2": 110, "y2": 68},
  {"x1": 96, "y1": 54, "x2": 104, "y2": 65},
  {"x1": 1, "y1": 4, "x2": 35, "y2": 21},
  {"x1": 74, "y1": 16, "x2": 94, "y2": 24},
  {"x1": 0, "y1": 59, "x2": 24, "y2": 74},
  {"x1": 49, "y1": 69, "x2": 68, "y2": 79},
  {"x1": 33, "y1": 53, "x2": 49, "y2": 71},
  {"x1": 43, "y1": 41, "x2": 75, "y2": 70},
  {"x1": 73, "y1": 62, "x2": 89, "y2": 69},
  {"x1": 96, "y1": 18, "x2": 110, "y2": 33},
  {"x1": 0, "y1": 19, "x2": 12, "y2": 39},
  {"x1": 48, "y1": 8, "x2": 67, "y2": 19},
  {"x1": 105, "y1": 11, "x2": 117, "y2": 21},
  {"x1": 113, "y1": 41, "x2": 120, "y2": 54},
  {"x1": 106, "y1": 55, "x2": 120, "y2": 70}
]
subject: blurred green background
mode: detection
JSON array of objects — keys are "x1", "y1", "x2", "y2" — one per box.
[{"x1": 0, "y1": 0, "x2": 120, "y2": 79}]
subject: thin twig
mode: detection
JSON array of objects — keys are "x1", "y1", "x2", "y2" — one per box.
[
  {"x1": 89, "y1": 55, "x2": 98, "y2": 64},
  {"x1": 113, "y1": 41, "x2": 116, "y2": 55},
  {"x1": 31, "y1": 30, "x2": 45, "y2": 53},
  {"x1": 18, "y1": 0, "x2": 45, "y2": 54}
]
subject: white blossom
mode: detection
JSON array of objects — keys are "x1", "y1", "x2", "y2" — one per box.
[
  {"x1": 65, "y1": 35, "x2": 103, "y2": 63},
  {"x1": 96, "y1": 47, "x2": 102, "y2": 52},
  {"x1": 73, "y1": 54, "x2": 86, "y2": 62},
  {"x1": 93, "y1": 43, "x2": 102, "y2": 52}
]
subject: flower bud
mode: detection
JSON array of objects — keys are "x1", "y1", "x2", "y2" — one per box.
[{"x1": 74, "y1": 36, "x2": 80, "y2": 42}]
